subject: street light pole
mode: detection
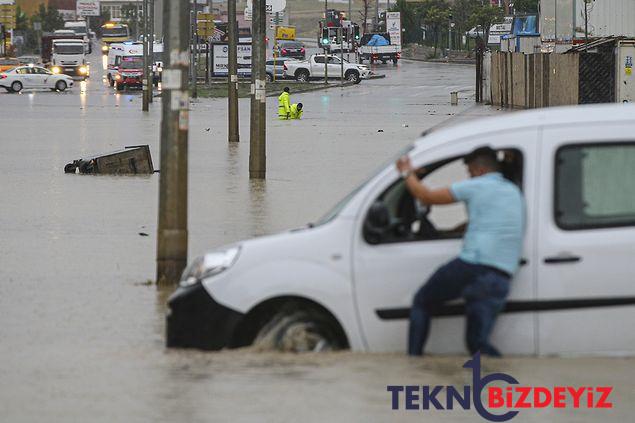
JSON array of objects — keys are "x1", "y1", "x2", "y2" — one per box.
[
  {"x1": 228, "y1": 0, "x2": 239, "y2": 143},
  {"x1": 156, "y1": 0, "x2": 190, "y2": 286}
]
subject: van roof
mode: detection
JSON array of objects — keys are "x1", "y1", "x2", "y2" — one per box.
[{"x1": 414, "y1": 104, "x2": 635, "y2": 151}]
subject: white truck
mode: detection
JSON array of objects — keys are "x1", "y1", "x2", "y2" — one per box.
[
  {"x1": 50, "y1": 39, "x2": 89, "y2": 79},
  {"x1": 64, "y1": 21, "x2": 92, "y2": 53},
  {"x1": 358, "y1": 32, "x2": 401, "y2": 64},
  {"x1": 283, "y1": 54, "x2": 370, "y2": 84}
]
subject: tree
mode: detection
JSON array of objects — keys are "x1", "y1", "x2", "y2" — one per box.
[
  {"x1": 121, "y1": 2, "x2": 140, "y2": 39},
  {"x1": 512, "y1": 0, "x2": 539, "y2": 13},
  {"x1": 422, "y1": 4, "x2": 450, "y2": 56},
  {"x1": 359, "y1": 0, "x2": 371, "y2": 34},
  {"x1": 34, "y1": 3, "x2": 65, "y2": 33},
  {"x1": 469, "y1": 3, "x2": 504, "y2": 46}
]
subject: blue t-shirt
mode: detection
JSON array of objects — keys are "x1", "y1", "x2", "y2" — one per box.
[{"x1": 450, "y1": 172, "x2": 525, "y2": 275}]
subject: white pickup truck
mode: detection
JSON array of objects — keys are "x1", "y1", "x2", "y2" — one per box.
[
  {"x1": 358, "y1": 33, "x2": 401, "y2": 64},
  {"x1": 284, "y1": 54, "x2": 370, "y2": 84}
]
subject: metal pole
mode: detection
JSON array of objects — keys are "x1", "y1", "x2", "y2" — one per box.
[
  {"x1": 324, "y1": 0, "x2": 328, "y2": 83},
  {"x1": 273, "y1": 11, "x2": 279, "y2": 82},
  {"x1": 142, "y1": 0, "x2": 149, "y2": 111},
  {"x1": 191, "y1": 1, "x2": 198, "y2": 99},
  {"x1": 339, "y1": 27, "x2": 344, "y2": 85},
  {"x1": 156, "y1": 0, "x2": 190, "y2": 286},
  {"x1": 228, "y1": 0, "x2": 239, "y2": 142},
  {"x1": 584, "y1": 0, "x2": 589, "y2": 49},
  {"x1": 149, "y1": 0, "x2": 154, "y2": 103},
  {"x1": 249, "y1": 0, "x2": 266, "y2": 179},
  {"x1": 375, "y1": 0, "x2": 379, "y2": 31}
]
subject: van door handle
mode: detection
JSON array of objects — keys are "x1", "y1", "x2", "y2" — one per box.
[{"x1": 543, "y1": 255, "x2": 581, "y2": 264}]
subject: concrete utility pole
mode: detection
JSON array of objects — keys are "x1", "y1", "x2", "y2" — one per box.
[
  {"x1": 149, "y1": 0, "x2": 154, "y2": 103},
  {"x1": 324, "y1": 0, "x2": 328, "y2": 84},
  {"x1": 249, "y1": 0, "x2": 266, "y2": 179},
  {"x1": 190, "y1": 1, "x2": 198, "y2": 99},
  {"x1": 156, "y1": 0, "x2": 190, "y2": 286},
  {"x1": 142, "y1": 0, "x2": 149, "y2": 111},
  {"x1": 228, "y1": 0, "x2": 239, "y2": 142}
]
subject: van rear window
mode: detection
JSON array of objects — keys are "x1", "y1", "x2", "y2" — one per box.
[{"x1": 555, "y1": 142, "x2": 635, "y2": 230}]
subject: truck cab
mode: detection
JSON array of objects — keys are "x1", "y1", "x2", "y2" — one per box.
[{"x1": 50, "y1": 39, "x2": 89, "y2": 79}]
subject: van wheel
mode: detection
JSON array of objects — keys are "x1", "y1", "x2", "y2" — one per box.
[
  {"x1": 254, "y1": 310, "x2": 344, "y2": 353},
  {"x1": 11, "y1": 81, "x2": 22, "y2": 93},
  {"x1": 55, "y1": 80, "x2": 67, "y2": 92},
  {"x1": 115, "y1": 82, "x2": 124, "y2": 91},
  {"x1": 108, "y1": 74, "x2": 114, "y2": 87}
]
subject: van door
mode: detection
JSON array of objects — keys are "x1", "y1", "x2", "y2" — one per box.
[
  {"x1": 537, "y1": 123, "x2": 635, "y2": 355},
  {"x1": 353, "y1": 129, "x2": 539, "y2": 353}
]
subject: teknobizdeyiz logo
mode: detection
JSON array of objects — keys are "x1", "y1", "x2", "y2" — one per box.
[{"x1": 387, "y1": 352, "x2": 613, "y2": 421}]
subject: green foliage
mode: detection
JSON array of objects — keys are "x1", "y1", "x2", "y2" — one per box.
[
  {"x1": 121, "y1": 3, "x2": 140, "y2": 38},
  {"x1": 34, "y1": 3, "x2": 65, "y2": 33},
  {"x1": 513, "y1": 0, "x2": 539, "y2": 13}
]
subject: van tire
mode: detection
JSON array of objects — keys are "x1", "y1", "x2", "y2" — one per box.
[
  {"x1": 254, "y1": 309, "x2": 345, "y2": 353},
  {"x1": 108, "y1": 74, "x2": 114, "y2": 87},
  {"x1": 115, "y1": 82, "x2": 124, "y2": 91}
]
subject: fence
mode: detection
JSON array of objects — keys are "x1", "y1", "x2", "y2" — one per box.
[{"x1": 490, "y1": 51, "x2": 580, "y2": 108}]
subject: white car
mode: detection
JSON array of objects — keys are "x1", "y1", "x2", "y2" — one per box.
[
  {"x1": 0, "y1": 66, "x2": 74, "y2": 93},
  {"x1": 284, "y1": 54, "x2": 370, "y2": 84},
  {"x1": 167, "y1": 104, "x2": 635, "y2": 356}
]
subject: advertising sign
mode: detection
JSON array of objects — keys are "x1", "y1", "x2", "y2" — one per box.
[
  {"x1": 76, "y1": 0, "x2": 100, "y2": 17},
  {"x1": 212, "y1": 43, "x2": 252, "y2": 77},
  {"x1": 386, "y1": 12, "x2": 401, "y2": 47}
]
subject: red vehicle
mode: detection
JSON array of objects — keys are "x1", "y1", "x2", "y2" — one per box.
[{"x1": 113, "y1": 56, "x2": 143, "y2": 91}]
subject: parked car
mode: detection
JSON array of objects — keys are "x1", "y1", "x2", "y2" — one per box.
[
  {"x1": 284, "y1": 54, "x2": 370, "y2": 83},
  {"x1": 265, "y1": 58, "x2": 298, "y2": 82},
  {"x1": 0, "y1": 66, "x2": 74, "y2": 93},
  {"x1": 167, "y1": 104, "x2": 635, "y2": 356},
  {"x1": 273, "y1": 40, "x2": 306, "y2": 59}
]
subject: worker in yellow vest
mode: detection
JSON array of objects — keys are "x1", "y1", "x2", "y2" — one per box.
[
  {"x1": 278, "y1": 87, "x2": 291, "y2": 119},
  {"x1": 290, "y1": 103, "x2": 303, "y2": 119}
]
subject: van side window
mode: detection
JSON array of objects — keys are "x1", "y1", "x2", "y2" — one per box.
[
  {"x1": 555, "y1": 143, "x2": 635, "y2": 230},
  {"x1": 364, "y1": 149, "x2": 524, "y2": 245}
]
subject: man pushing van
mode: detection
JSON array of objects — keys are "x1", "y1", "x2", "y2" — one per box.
[{"x1": 396, "y1": 146, "x2": 525, "y2": 357}]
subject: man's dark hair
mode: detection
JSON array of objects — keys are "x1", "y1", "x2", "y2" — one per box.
[
  {"x1": 297, "y1": 103, "x2": 303, "y2": 110},
  {"x1": 284, "y1": 87, "x2": 290, "y2": 93},
  {"x1": 464, "y1": 146, "x2": 499, "y2": 170}
]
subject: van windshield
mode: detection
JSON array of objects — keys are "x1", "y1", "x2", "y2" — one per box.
[
  {"x1": 103, "y1": 28, "x2": 128, "y2": 38},
  {"x1": 120, "y1": 58, "x2": 143, "y2": 69},
  {"x1": 313, "y1": 143, "x2": 415, "y2": 226}
]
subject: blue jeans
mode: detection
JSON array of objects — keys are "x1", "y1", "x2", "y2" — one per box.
[{"x1": 408, "y1": 258, "x2": 510, "y2": 356}]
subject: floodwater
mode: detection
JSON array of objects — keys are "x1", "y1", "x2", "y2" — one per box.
[{"x1": 1, "y1": 53, "x2": 633, "y2": 422}]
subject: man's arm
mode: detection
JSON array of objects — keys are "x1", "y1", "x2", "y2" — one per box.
[{"x1": 397, "y1": 156, "x2": 455, "y2": 205}]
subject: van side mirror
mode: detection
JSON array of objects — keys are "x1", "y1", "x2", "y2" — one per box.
[{"x1": 364, "y1": 201, "x2": 392, "y2": 244}]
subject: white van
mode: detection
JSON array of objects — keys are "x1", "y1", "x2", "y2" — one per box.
[
  {"x1": 106, "y1": 42, "x2": 143, "y2": 86},
  {"x1": 167, "y1": 104, "x2": 635, "y2": 356}
]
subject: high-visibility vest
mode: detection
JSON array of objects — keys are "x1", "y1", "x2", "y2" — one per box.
[
  {"x1": 278, "y1": 92, "x2": 290, "y2": 119},
  {"x1": 290, "y1": 104, "x2": 303, "y2": 119}
]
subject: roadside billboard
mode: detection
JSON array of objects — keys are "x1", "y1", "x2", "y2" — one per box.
[
  {"x1": 212, "y1": 43, "x2": 252, "y2": 77},
  {"x1": 77, "y1": 0, "x2": 100, "y2": 17},
  {"x1": 386, "y1": 12, "x2": 401, "y2": 47}
]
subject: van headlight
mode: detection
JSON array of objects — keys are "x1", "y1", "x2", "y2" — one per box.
[{"x1": 180, "y1": 246, "x2": 241, "y2": 287}]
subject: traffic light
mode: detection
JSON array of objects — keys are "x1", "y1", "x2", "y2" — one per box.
[
  {"x1": 321, "y1": 27, "x2": 330, "y2": 45},
  {"x1": 353, "y1": 24, "x2": 360, "y2": 42}
]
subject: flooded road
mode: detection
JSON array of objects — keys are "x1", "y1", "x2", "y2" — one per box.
[{"x1": 1, "y1": 53, "x2": 633, "y2": 422}]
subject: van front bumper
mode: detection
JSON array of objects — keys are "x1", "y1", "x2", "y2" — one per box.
[{"x1": 166, "y1": 282, "x2": 244, "y2": 350}]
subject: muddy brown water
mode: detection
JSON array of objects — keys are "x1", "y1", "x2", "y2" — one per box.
[{"x1": 1, "y1": 53, "x2": 633, "y2": 422}]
